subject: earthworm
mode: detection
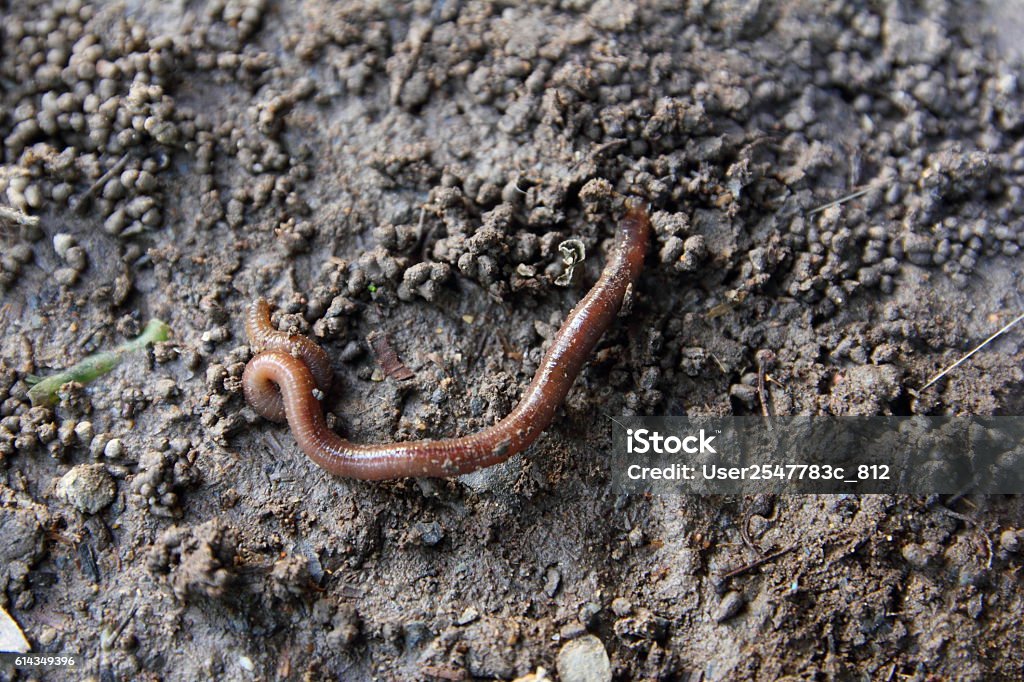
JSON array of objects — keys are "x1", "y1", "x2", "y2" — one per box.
[{"x1": 242, "y1": 204, "x2": 651, "y2": 479}]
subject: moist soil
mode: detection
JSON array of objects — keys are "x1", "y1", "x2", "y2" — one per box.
[{"x1": 2, "y1": 1, "x2": 1024, "y2": 680}]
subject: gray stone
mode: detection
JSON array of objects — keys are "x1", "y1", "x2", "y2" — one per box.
[
  {"x1": 57, "y1": 463, "x2": 116, "y2": 514},
  {"x1": 556, "y1": 635, "x2": 611, "y2": 682}
]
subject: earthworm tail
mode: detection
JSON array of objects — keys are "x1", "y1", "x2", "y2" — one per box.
[
  {"x1": 244, "y1": 298, "x2": 333, "y2": 422},
  {"x1": 242, "y1": 204, "x2": 651, "y2": 479}
]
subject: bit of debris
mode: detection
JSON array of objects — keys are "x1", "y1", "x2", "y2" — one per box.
[
  {"x1": 916, "y1": 311, "x2": 1024, "y2": 393},
  {"x1": 27, "y1": 319, "x2": 171, "y2": 406},
  {"x1": 0, "y1": 205, "x2": 40, "y2": 229},
  {"x1": 366, "y1": 330, "x2": 415, "y2": 381},
  {"x1": 554, "y1": 239, "x2": 586, "y2": 287}
]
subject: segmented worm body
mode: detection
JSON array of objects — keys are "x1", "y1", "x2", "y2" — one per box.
[{"x1": 242, "y1": 205, "x2": 651, "y2": 479}]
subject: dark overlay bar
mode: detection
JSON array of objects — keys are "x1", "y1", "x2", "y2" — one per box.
[{"x1": 609, "y1": 417, "x2": 1024, "y2": 494}]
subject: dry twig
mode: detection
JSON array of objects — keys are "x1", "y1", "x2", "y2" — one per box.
[{"x1": 917, "y1": 311, "x2": 1024, "y2": 393}]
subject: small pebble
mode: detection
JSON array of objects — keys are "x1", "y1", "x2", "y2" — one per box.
[
  {"x1": 413, "y1": 521, "x2": 443, "y2": 547},
  {"x1": 610, "y1": 597, "x2": 632, "y2": 617},
  {"x1": 152, "y1": 378, "x2": 178, "y2": 401},
  {"x1": 627, "y1": 526, "x2": 644, "y2": 547},
  {"x1": 556, "y1": 635, "x2": 611, "y2": 682},
  {"x1": 999, "y1": 529, "x2": 1020, "y2": 554},
  {"x1": 456, "y1": 606, "x2": 479, "y2": 625},
  {"x1": 714, "y1": 591, "x2": 746, "y2": 623},
  {"x1": 54, "y1": 267, "x2": 80, "y2": 286},
  {"x1": 64, "y1": 246, "x2": 88, "y2": 271},
  {"x1": 53, "y1": 233, "x2": 75, "y2": 258},
  {"x1": 74, "y1": 420, "x2": 94, "y2": 445},
  {"x1": 544, "y1": 567, "x2": 561, "y2": 597},
  {"x1": 56, "y1": 463, "x2": 116, "y2": 514},
  {"x1": 103, "y1": 438, "x2": 125, "y2": 459},
  {"x1": 38, "y1": 626, "x2": 57, "y2": 646},
  {"x1": 578, "y1": 602, "x2": 601, "y2": 629},
  {"x1": 559, "y1": 621, "x2": 587, "y2": 640},
  {"x1": 90, "y1": 433, "x2": 110, "y2": 458}
]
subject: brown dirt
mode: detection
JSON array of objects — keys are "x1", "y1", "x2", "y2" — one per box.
[{"x1": 2, "y1": 1, "x2": 1024, "y2": 680}]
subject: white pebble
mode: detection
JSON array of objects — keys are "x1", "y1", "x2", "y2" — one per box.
[
  {"x1": 103, "y1": 438, "x2": 125, "y2": 459},
  {"x1": 53, "y1": 233, "x2": 76, "y2": 259},
  {"x1": 74, "y1": 420, "x2": 94, "y2": 445}
]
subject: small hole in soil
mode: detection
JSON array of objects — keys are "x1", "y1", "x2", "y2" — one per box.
[{"x1": 887, "y1": 389, "x2": 913, "y2": 416}]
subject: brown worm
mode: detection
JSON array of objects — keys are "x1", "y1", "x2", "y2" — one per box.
[{"x1": 242, "y1": 204, "x2": 651, "y2": 479}]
